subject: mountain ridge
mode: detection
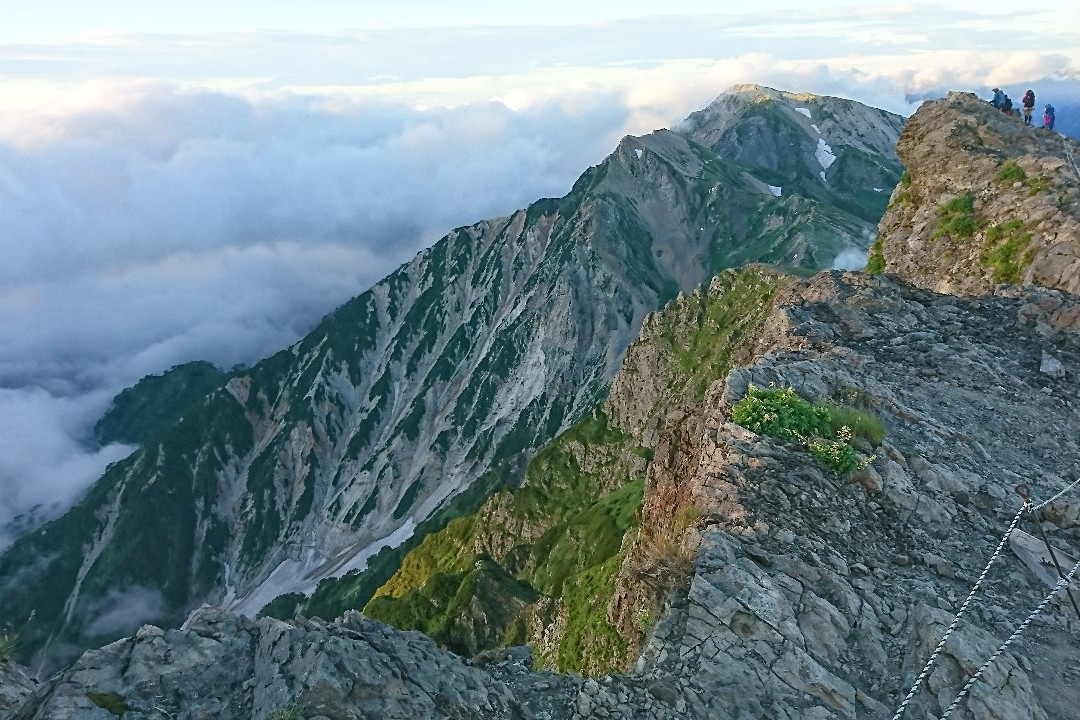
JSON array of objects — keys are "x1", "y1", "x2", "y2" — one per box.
[{"x1": 0, "y1": 85, "x2": 903, "y2": 672}]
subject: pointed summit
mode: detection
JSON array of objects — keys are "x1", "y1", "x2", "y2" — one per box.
[{"x1": 676, "y1": 85, "x2": 904, "y2": 225}]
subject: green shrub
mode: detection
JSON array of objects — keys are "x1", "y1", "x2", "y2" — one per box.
[
  {"x1": 732, "y1": 385, "x2": 880, "y2": 474},
  {"x1": 995, "y1": 160, "x2": 1026, "y2": 183},
  {"x1": 809, "y1": 427, "x2": 862, "y2": 474},
  {"x1": 900, "y1": 170, "x2": 911, "y2": 188},
  {"x1": 731, "y1": 386, "x2": 831, "y2": 442}
]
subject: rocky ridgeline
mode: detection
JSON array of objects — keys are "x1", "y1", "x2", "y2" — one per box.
[
  {"x1": 10, "y1": 270, "x2": 1080, "y2": 719},
  {"x1": 876, "y1": 91, "x2": 1080, "y2": 295}
]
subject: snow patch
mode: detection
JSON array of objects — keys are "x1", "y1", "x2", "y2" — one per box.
[
  {"x1": 820, "y1": 171, "x2": 827, "y2": 182},
  {"x1": 795, "y1": 107, "x2": 812, "y2": 119},
  {"x1": 634, "y1": 148, "x2": 643, "y2": 159},
  {"x1": 768, "y1": 185, "x2": 783, "y2": 197},
  {"x1": 815, "y1": 138, "x2": 836, "y2": 171},
  {"x1": 811, "y1": 124, "x2": 821, "y2": 134}
]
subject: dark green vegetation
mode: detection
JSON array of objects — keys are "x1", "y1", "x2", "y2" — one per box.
[
  {"x1": 364, "y1": 411, "x2": 646, "y2": 674},
  {"x1": 94, "y1": 361, "x2": 227, "y2": 446},
  {"x1": 732, "y1": 385, "x2": 882, "y2": 474},
  {"x1": 981, "y1": 218, "x2": 1035, "y2": 283},
  {"x1": 354, "y1": 268, "x2": 784, "y2": 675}
]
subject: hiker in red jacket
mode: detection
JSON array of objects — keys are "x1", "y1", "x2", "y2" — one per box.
[{"x1": 1022, "y1": 90, "x2": 1036, "y2": 126}]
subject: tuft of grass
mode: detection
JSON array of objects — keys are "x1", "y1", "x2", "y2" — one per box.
[
  {"x1": 995, "y1": 160, "x2": 1027, "y2": 184},
  {"x1": 932, "y1": 194, "x2": 980, "y2": 241},
  {"x1": 824, "y1": 405, "x2": 886, "y2": 445},
  {"x1": 268, "y1": 706, "x2": 304, "y2": 720},
  {"x1": 0, "y1": 633, "x2": 16, "y2": 661},
  {"x1": 980, "y1": 218, "x2": 1034, "y2": 284},
  {"x1": 1026, "y1": 176, "x2": 1052, "y2": 196},
  {"x1": 900, "y1": 169, "x2": 912, "y2": 188}
]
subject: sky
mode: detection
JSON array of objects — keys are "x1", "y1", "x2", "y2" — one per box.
[{"x1": 2, "y1": 1, "x2": 1079, "y2": 546}]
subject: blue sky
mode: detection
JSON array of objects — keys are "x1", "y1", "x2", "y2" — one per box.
[{"x1": 1, "y1": 0, "x2": 1078, "y2": 542}]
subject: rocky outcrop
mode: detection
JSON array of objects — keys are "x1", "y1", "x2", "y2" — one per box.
[
  {"x1": 357, "y1": 267, "x2": 785, "y2": 675},
  {"x1": 0, "y1": 658, "x2": 37, "y2": 716},
  {"x1": 14, "y1": 271, "x2": 1080, "y2": 719},
  {"x1": 12, "y1": 607, "x2": 689, "y2": 720},
  {"x1": 876, "y1": 91, "x2": 1080, "y2": 295},
  {"x1": 626, "y1": 271, "x2": 1080, "y2": 719}
]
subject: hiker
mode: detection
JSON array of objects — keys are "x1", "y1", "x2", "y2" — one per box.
[
  {"x1": 1002, "y1": 95, "x2": 1013, "y2": 115},
  {"x1": 1022, "y1": 90, "x2": 1036, "y2": 126},
  {"x1": 1044, "y1": 104, "x2": 1056, "y2": 130},
  {"x1": 991, "y1": 88, "x2": 1004, "y2": 109}
]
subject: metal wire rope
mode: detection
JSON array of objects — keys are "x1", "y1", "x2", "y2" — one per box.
[
  {"x1": 889, "y1": 505, "x2": 1027, "y2": 720},
  {"x1": 939, "y1": 555, "x2": 1080, "y2": 719}
]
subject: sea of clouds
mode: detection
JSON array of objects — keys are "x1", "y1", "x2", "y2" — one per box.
[{"x1": 0, "y1": 83, "x2": 634, "y2": 546}]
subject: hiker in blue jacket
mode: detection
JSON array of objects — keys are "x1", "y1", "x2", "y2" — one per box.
[
  {"x1": 990, "y1": 88, "x2": 1004, "y2": 109},
  {"x1": 1043, "y1": 104, "x2": 1055, "y2": 130}
]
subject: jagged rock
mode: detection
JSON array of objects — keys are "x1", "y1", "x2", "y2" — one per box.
[
  {"x1": 0, "y1": 659, "x2": 37, "y2": 715},
  {"x1": 1040, "y1": 349, "x2": 1066, "y2": 378},
  {"x1": 15, "y1": 271, "x2": 1080, "y2": 720},
  {"x1": 622, "y1": 271, "x2": 1080, "y2": 720}
]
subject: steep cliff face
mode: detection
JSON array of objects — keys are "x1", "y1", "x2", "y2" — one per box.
[
  {"x1": 0, "y1": 86, "x2": 902, "y2": 671},
  {"x1": 875, "y1": 91, "x2": 1080, "y2": 294},
  {"x1": 14, "y1": 272, "x2": 1080, "y2": 720},
  {"x1": 356, "y1": 267, "x2": 786, "y2": 675}
]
